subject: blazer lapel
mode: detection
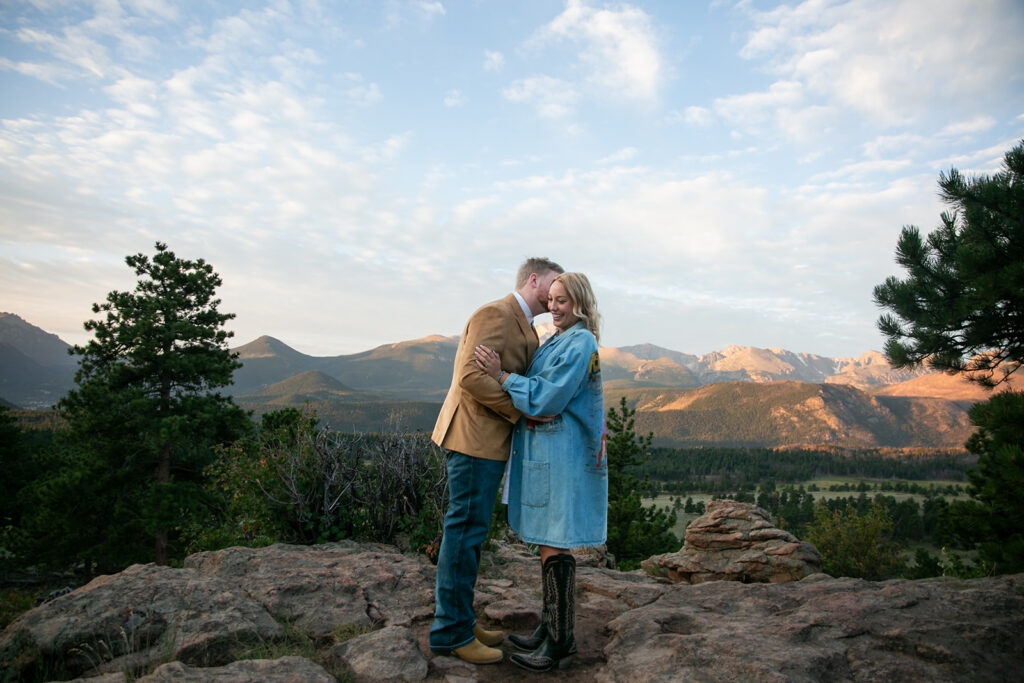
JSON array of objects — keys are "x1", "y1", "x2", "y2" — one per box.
[{"x1": 509, "y1": 294, "x2": 534, "y2": 345}]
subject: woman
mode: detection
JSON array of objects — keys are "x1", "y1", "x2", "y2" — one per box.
[{"x1": 473, "y1": 272, "x2": 606, "y2": 673}]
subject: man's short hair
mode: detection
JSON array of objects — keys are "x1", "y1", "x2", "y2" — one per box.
[{"x1": 516, "y1": 257, "x2": 564, "y2": 288}]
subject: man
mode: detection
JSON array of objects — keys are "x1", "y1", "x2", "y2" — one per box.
[{"x1": 430, "y1": 257, "x2": 563, "y2": 664}]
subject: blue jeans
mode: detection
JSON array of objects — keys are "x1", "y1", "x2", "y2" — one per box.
[{"x1": 429, "y1": 449, "x2": 506, "y2": 652}]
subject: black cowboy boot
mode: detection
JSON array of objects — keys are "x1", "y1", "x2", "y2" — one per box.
[
  {"x1": 508, "y1": 561, "x2": 550, "y2": 652},
  {"x1": 509, "y1": 617, "x2": 547, "y2": 653},
  {"x1": 510, "y1": 553, "x2": 577, "y2": 672}
]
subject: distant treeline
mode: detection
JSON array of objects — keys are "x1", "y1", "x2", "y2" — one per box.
[
  {"x1": 10, "y1": 409, "x2": 65, "y2": 431},
  {"x1": 639, "y1": 446, "x2": 974, "y2": 493},
  {"x1": 239, "y1": 400, "x2": 441, "y2": 435},
  {"x1": 698, "y1": 485, "x2": 967, "y2": 551},
  {"x1": 11, "y1": 403, "x2": 441, "y2": 436}
]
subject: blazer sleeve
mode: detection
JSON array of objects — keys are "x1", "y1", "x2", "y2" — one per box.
[
  {"x1": 456, "y1": 304, "x2": 522, "y2": 423},
  {"x1": 504, "y1": 335, "x2": 592, "y2": 417}
]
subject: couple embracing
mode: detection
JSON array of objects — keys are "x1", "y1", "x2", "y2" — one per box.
[{"x1": 429, "y1": 257, "x2": 607, "y2": 673}]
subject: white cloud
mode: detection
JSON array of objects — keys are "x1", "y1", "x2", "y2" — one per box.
[
  {"x1": 713, "y1": 80, "x2": 803, "y2": 126},
  {"x1": 362, "y1": 132, "x2": 412, "y2": 163},
  {"x1": 862, "y1": 133, "x2": 928, "y2": 160},
  {"x1": 125, "y1": 0, "x2": 180, "y2": 21},
  {"x1": 939, "y1": 142, "x2": 1018, "y2": 174},
  {"x1": 345, "y1": 79, "x2": 383, "y2": 106},
  {"x1": 104, "y1": 74, "x2": 158, "y2": 103},
  {"x1": 775, "y1": 104, "x2": 834, "y2": 144},
  {"x1": 418, "y1": 2, "x2": 446, "y2": 17},
  {"x1": 738, "y1": 0, "x2": 1024, "y2": 125},
  {"x1": 202, "y1": 8, "x2": 281, "y2": 56},
  {"x1": 529, "y1": 0, "x2": 662, "y2": 101},
  {"x1": 483, "y1": 50, "x2": 504, "y2": 72},
  {"x1": 384, "y1": 0, "x2": 446, "y2": 28},
  {"x1": 681, "y1": 106, "x2": 713, "y2": 126},
  {"x1": 452, "y1": 196, "x2": 498, "y2": 224},
  {"x1": 810, "y1": 159, "x2": 913, "y2": 182},
  {"x1": 15, "y1": 25, "x2": 112, "y2": 80},
  {"x1": 940, "y1": 116, "x2": 997, "y2": 137},
  {"x1": 443, "y1": 89, "x2": 466, "y2": 107},
  {"x1": 502, "y1": 76, "x2": 578, "y2": 119},
  {"x1": 597, "y1": 147, "x2": 637, "y2": 164},
  {"x1": 0, "y1": 57, "x2": 75, "y2": 85}
]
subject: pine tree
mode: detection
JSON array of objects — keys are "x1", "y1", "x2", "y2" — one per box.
[
  {"x1": 0, "y1": 407, "x2": 23, "y2": 529},
  {"x1": 874, "y1": 140, "x2": 1024, "y2": 576},
  {"x1": 605, "y1": 396, "x2": 679, "y2": 570},
  {"x1": 873, "y1": 139, "x2": 1024, "y2": 386},
  {"x1": 24, "y1": 243, "x2": 250, "y2": 572},
  {"x1": 955, "y1": 392, "x2": 1024, "y2": 573}
]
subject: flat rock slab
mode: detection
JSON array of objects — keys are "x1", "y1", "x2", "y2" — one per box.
[
  {"x1": 135, "y1": 656, "x2": 335, "y2": 682},
  {"x1": 0, "y1": 563, "x2": 281, "y2": 681},
  {"x1": 184, "y1": 541, "x2": 436, "y2": 637},
  {"x1": 577, "y1": 566, "x2": 672, "y2": 609},
  {"x1": 598, "y1": 573, "x2": 1024, "y2": 682}
]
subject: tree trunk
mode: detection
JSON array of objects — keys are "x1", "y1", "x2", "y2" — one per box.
[{"x1": 155, "y1": 442, "x2": 170, "y2": 565}]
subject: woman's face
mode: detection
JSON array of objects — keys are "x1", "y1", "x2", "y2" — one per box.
[{"x1": 548, "y1": 279, "x2": 579, "y2": 333}]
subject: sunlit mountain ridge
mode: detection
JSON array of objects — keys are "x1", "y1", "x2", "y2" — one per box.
[{"x1": 3, "y1": 312, "x2": 1015, "y2": 448}]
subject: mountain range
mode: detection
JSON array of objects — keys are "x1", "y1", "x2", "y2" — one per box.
[
  {"x1": 2, "y1": 312, "x2": 1016, "y2": 448},
  {"x1": 0, "y1": 312, "x2": 78, "y2": 409}
]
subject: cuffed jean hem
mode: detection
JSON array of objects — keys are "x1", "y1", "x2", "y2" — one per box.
[
  {"x1": 428, "y1": 631, "x2": 477, "y2": 654},
  {"x1": 429, "y1": 449, "x2": 505, "y2": 652}
]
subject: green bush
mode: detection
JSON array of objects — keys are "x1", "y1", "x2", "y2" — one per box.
[
  {"x1": 186, "y1": 408, "x2": 448, "y2": 556},
  {"x1": 903, "y1": 547, "x2": 942, "y2": 579},
  {"x1": 804, "y1": 502, "x2": 906, "y2": 580}
]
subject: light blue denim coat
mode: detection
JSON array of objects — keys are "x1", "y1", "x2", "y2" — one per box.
[{"x1": 502, "y1": 321, "x2": 606, "y2": 548}]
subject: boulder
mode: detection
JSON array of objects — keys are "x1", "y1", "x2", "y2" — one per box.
[
  {"x1": 326, "y1": 624, "x2": 427, "y2": 682},
  {"x1": 646, "y1": 499, "x2": 822, "y2": 583}
]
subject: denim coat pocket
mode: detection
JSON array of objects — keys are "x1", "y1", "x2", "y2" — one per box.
[{"x1": 522, "y1": 460, "x2": 550, "y2": 508}]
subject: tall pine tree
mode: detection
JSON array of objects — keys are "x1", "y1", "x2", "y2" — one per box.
[
  {"x1": 874, "y1": 140, "x2": 1024, "y2": 575},
  {"x1": 44, "y1": 243, "x2": 249, "y2": 570}
]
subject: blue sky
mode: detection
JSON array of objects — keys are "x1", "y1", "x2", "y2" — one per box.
[{"x1": 2, "y1": 0, "x2": 1023, "y2": 359}]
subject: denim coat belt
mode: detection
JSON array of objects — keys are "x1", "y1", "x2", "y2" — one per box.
[{"x1": 503, "y1": 321, "x2": 607, "y2": 548}]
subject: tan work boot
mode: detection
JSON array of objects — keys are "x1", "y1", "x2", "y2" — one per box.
[
  {"x1": 452, "y1": 638, "x2": 503, "y2": 664},
  {"x1": 473, "y1": 623, "x2": 505, "y2": 647}
]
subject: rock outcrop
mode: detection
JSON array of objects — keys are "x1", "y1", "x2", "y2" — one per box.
[
  {"x1": 646, "y1": 499, "x2": 823, "y2": 584},
  {"x1": 600, "y1": 572, "x2": 1024, "y2": 682},
  {"x1": 1, "y1": 562, "x2": 283, "y2": 681},
  {"x1": 183, "y1": 541, "x2": 437, "y2": 637},
  {"x1": 71, "y1": 657, "x2": 337, "y2": 682},
  {"x1": 3, "y1": 538, "x2": 1022, "y2": 682}
]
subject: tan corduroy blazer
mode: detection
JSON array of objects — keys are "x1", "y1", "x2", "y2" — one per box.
[{"x1": 432, "y1": 294, "x2": 538, "y2": 461}]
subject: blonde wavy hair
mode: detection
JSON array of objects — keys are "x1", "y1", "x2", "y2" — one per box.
[{"x1": 554, "y1": 272, "x2": 601, "y2": 343}]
